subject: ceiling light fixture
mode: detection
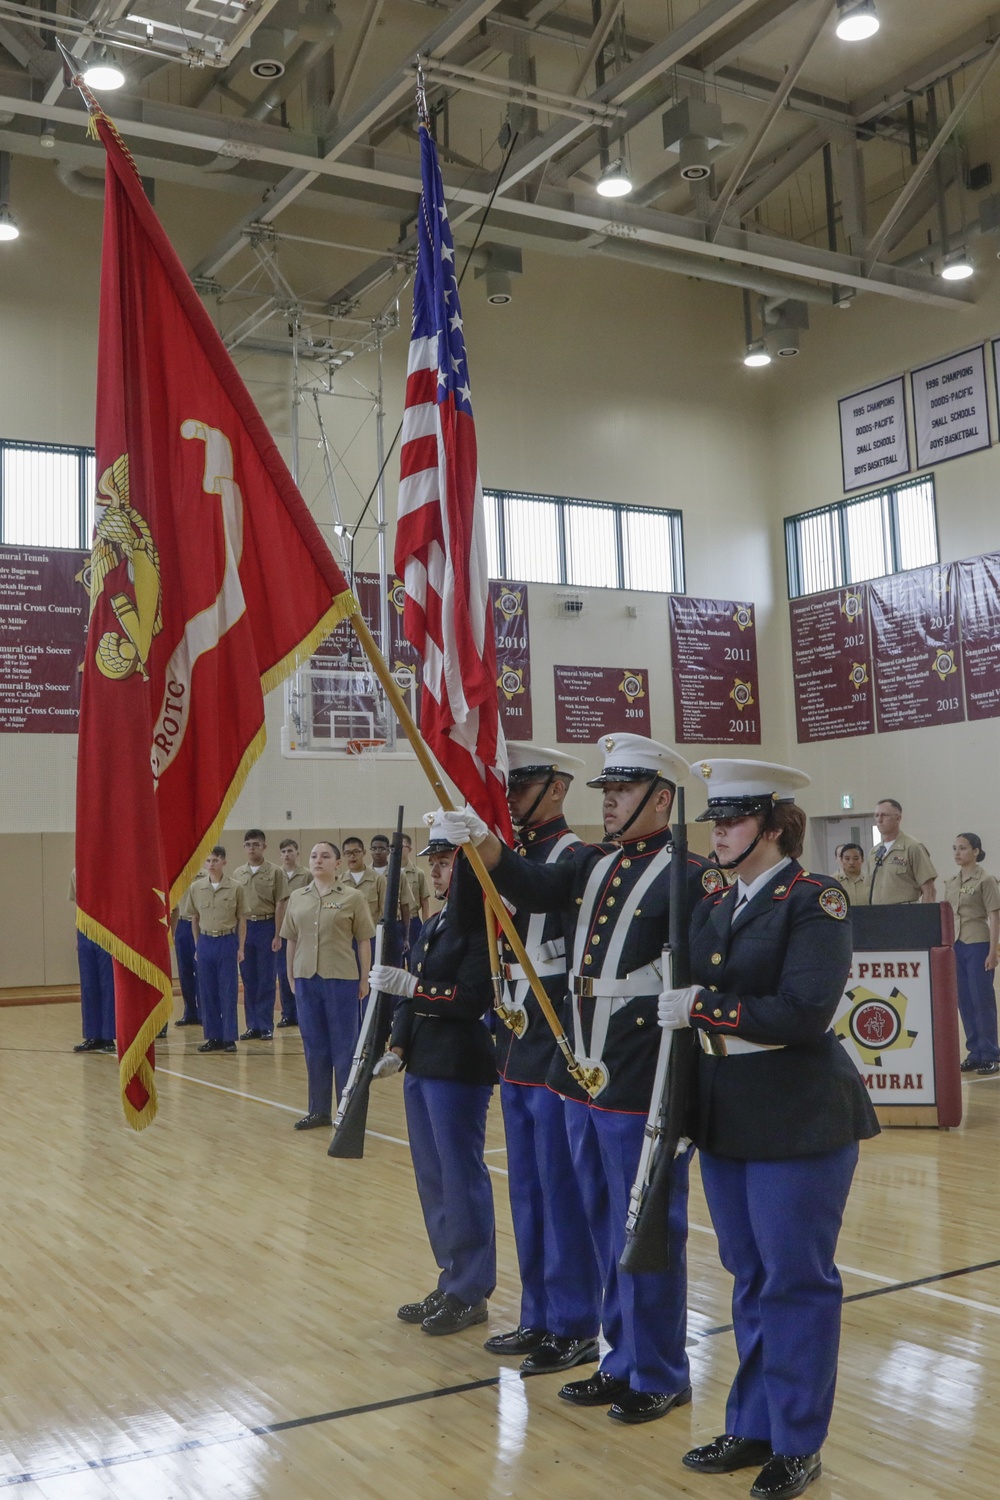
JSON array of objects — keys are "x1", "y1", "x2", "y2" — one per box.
[
  {"x1": 82, "y1": 48, "x2": 126, "y2": 90},
  {"x1": 596, "y1": 158, "x2": 633, "y2": 198},
  {"x1": 0, "y1": 206, "x2": 19, "y2": 242},
  {"x1": 0, "y1": 153, "x2": 18, "y2": 241},
  {"x1": 940, "y1": 249, "x2": 975, "y2": 281},
  {"x1": 743, "y1": 340, "x2": 771, "y2": 368},
  {"x1": 835, "y1": 0, "x2": 879, "y2": 42}
]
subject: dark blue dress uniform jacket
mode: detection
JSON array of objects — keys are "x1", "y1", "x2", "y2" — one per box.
[
  {"x1": 490, "y1": 828, "x2": 710, "y2": 1114},
  {"x1": 389, "y1": 903, "x2": 497, "y2": 1087},
  {"x1": 689, "y1": 861, "x2": 880, "y2": 1160}
]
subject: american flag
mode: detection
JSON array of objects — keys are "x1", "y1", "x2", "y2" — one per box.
[{"x1": 395, "y1": 121, "x2": 512, "y2": 840}]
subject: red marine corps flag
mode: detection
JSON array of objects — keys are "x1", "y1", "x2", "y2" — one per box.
[
  {"x1": 395, "y1": 103, "x2": 512, "y2": 841},
  {"x1": 75, "y1": 105, "x2": 356, "y2": 1128}
]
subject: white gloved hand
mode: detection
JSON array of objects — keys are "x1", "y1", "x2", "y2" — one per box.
[
  {"x1": 370, "y1": 964, "x2": 418, "y2": 998},
  {"x1": 657, "y1": 986, "x2": 703, "y2": 1030},
  {"x1": 372, "y1": 1051, "x2": 403, "y2": 1080},
  {"x1": 438, "y1": 806, "x2": 490, "y2": 847}
]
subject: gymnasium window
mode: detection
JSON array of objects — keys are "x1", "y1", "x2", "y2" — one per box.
[
  {"x1": 784, "y1": 476, "x2": 939, "y2": 599},
  {"x1": 484, "y1": 489, "x2": 685, "y2": 593},
  {"x1": 0, "y1": 440, "x2": 95, "y2": 550}
]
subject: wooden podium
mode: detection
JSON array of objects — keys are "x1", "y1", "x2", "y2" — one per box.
[{"x1": 833, "y1": 904, "x2": 961, "y2": 1129}]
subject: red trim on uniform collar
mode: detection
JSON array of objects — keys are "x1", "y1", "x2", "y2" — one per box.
[
  {"x1": 520, "y1": 815, "x2": 569, "y2": 844},
  {"x1": 771, "y1": 865, "x2": 811, "y2": 901},
  {"x1": 617, "y1": 826, "x2": 671, "y2": 853}
]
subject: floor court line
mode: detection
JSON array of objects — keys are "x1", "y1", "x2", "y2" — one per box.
[{"x1": 159, "y1": 1070, "x2": 998, "y2": 1312}]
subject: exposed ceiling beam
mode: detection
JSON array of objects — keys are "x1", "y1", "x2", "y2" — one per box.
[
  {"x1": 727, "y1": 124, "x2": 832, "y2": 219},
  {"x1": 852, "y1": 13, "x2": 1000, "y2": 123},
  {"x1": 691, "y1": 0, "x2": 819, "y2": 71}
]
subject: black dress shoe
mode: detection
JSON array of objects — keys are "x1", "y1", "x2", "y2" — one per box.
[
  {"x1": 977, "y1": 1060, "x2": 999, "y2": 1075},
  {"x1": 608, "y1": 1385, "x2": 692, "y2": 1425},
  {"x1": 73, "y1": 1038, "x2": 101, "y2": 1052},
  {"x1": 277, "y1": 1017, "x2": 298, "y2": 1028},
  {"x1": 683, "y1": 1436, "x2": 773, "y2": 1473},
  {"x1": 198, "y1": 1040, "x2": 224, "y2": 1052},
  {"x1": 157, "y1": 1025, "x2": 168, "y2": 1039},
  {"x1": 97, "y1": 1040, "x2": 117, "y2": 1053},
  {"x1": 483, "y1": 1326, "x2": 548, "y2": 1356},
  {"x1": 961, "y1": 1056, "x2": 982, "y2": 1072},
  {"x1": 422, "y1": 1293, "x2": 489, "y2": 1336},
  {"x1": 520, "y1": 1335, "x2": 601, "y2": 1376},
  {"x1": 239, "y1": 1028, "x2": 262, "y2": 1041},
  {"x1": 222, "y1": 1043, "x2": 238, "y2": 1053},
  {"x1": 750, "y1": 1453, "x2": 822, "y2": 1500},
  {"x1": 175, "y1": 1017, "x2": 200, "y2": 1027},
  {"x1": 558, "y1": 1370, "x2": 631, "y2": 1406},
  {"x1": 294, "y1": 1112, "x2": 333, "y2": 1131},
  {"x1": 397, "y1": 1289, "x2": 447, "y2": 1325},
  {"x1": 259, "y1": 1030, "x2": 274, "y2": 1040}
]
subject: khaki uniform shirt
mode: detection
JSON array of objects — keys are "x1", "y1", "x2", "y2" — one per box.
[
  {"x1": 177, "y1": 872, "x2": 207, "y2": 921},
  {"x1": 836, "y1": 872, "x2": 871, "y2": 906},
  {"x1": 944, "y1": 867, "x2": 1000, "y2": 944},
  {"x1": 281, "y1": 882, "x2": 376, "y2": 979},
  {"x1": 280, "y1": 865, "x2": 310, "y2": 899},
  {"x1": 345, "y1": 867, "x2": 386, "y2": 926},
  {"x1": 404, "y1": 862, "x2": 431, "y2": 910},
  {"x1": 188, "y1": 876, "x2": 249, "y2": 936},
  {"x1": 231, "y1": 859, "x2": 285, "y2": 918},
  {"x1": 865, "y1": 831, "x2": 937, "y2": 905},
  {"x1": 371, "y1": 862, "x2": 412, "y2": 920}
]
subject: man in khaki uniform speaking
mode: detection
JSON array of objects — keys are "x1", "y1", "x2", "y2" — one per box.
[
  {"x1": 231, "y1": 829, "x2": 288, "y2": 1040},
  {"x1": 865, "y1": 800, "x2": 937, "y2": 904}
]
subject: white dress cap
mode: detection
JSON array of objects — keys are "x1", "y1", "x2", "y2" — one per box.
[
  {"x1": 693, "y1": 758, "x2": 810, "y2": 821},
  {"x1": 586, "y1": 733, "x2": 690, "y2": 788},
  {"x1": 419, "y1": 810, "x2": 459, "y2": 854},
  {"x1": 507, "y1": 742, "x2": 585, "y2": 782}
]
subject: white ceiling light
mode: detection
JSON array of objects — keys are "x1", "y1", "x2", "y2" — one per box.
[
  {"x1": 940, "y1": 249, "x2": 974, "y2": 281},
  {"x1": 82, "y1": 49, "x2": 126, "y2": 90},
  {"x1": 836, "y1": 0, "x2": 879, "y2": 42},
  {"x1": 0, "y1": 206, "x2": 19, "y2": 242},
  {"x1": 0, "y1": 153, "x2": 18, "y2": 241},
  {"x1": 743, "y1": 340, "x2": 771, "y2": 368},
  {"x1": 596, "y1": 158, "x2": 633, "y2": 198}
]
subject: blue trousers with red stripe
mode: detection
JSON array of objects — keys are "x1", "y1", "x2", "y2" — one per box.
[
  {"x1": 564, "y1": 1098, "x2": 690, "y2": 1394},
  {"x1": 501, "y1": 1081, "x2": 601, "y2": 1337}
]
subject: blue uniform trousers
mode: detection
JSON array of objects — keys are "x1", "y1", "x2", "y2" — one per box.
[
  {"x1": 404, "y1": 1074, "x2": 496, "y2": 1307},
  {"x1": 174, "y1": 917, "x2": 199, "y2": 1022},
  {"x1": 77, "y1": 930, "x2": 115, "y2": 1041},
  {"x1": 197, "y1": 933, "x2": 239, "y2": 1044},
  {"x1": 564, "y1": 1098, "x2": 690, "y2": 1393},
  {"x1": 408, "y1": 916, "x2": 423, "y2": 950},
  {"x1": 296, "y1": 976, "x2": 360, "y2": 1116},
  {"x1": 277, "y1": 938, "x2": 297, "y2": 1023},
  {"x1": 501, "y1": 1081, "x2": 601, "y2": 1337},
  {"x1": 240, "y1": 919, "x2": 276, "y2": 1032},
  {"x1": 700, "y1": 1143, "x2": 859, "y2": 1456},
  {"x1": 955, "y1": 939, "x2": 1000, "y2": 1063}
]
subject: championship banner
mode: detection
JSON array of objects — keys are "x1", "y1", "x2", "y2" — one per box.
[
  {"x1": 789, "y1": 586, "x2": 875, "y2": 743},
  {"x1": 669, "y1": 595, "x2": 760, "y2": 745},
  {"x1": 76, "y1": 107, "x2": 355, "y2": 1128},
  {"x1": 0, "y1": 544, "x2": 88, "y2": 731}
]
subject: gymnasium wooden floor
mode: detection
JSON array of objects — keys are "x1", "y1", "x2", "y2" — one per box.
[{"x1": 1, "y1": 996, "x2": 998, "y2": 1500}]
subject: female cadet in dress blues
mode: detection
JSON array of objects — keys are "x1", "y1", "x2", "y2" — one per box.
[
  {"x1": 944, "y1": 832, "x2": 1000, "y2": 1075},
  {"x1": 657, "y1": 760, "x2": 879, "y2": 1500},
  {"x1": 369, "y1": 814, "x2": 497, "y2": 1337},
  {"x1": 280, "y1": 842, "x2": 374, "y2": 1132}
]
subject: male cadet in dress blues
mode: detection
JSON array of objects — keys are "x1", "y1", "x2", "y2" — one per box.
[
  {"x1": 659, "y1": 761, "x2": 877, "y2": 1500},
  {"x1": 442, "y1": 734, "x2": 709, "y2": 1425},
  {"x1": 370, "y1": 814, "x2": 497, "y2": 1337},
  {"x1": 473, "y1": 744, "x2": 603, "y2": 1376}
]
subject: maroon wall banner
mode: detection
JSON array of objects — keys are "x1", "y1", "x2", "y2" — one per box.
[
  {"x1": 869, "y1": 563, "x2": 964, "y2": 733},
  {"x1": 554, "y1": 665, "x2": 650, "y2": 744},
  {"x1": 789, "y1": 586, "x2": 875, "y2": 743},
  {"x1": 490, "y1": 580, "x2": 533, "y2": 738},
  {"x1": 0, "y1": 544, "x2": 88, "y2": 732},
  {"x1": 956, "y1": 552, "x2": 1000, "y2": 721},
  {"x1": 669, "y1": 595, "x2": 760, "y2": 745}
]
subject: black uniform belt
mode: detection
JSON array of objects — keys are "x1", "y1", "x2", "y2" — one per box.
[
  {"x1": 202, "y1": 928, "x2": 237, "y2": 938},
  {"x1": 246, "y1": 915, "x2": 274, "y2": 922}
]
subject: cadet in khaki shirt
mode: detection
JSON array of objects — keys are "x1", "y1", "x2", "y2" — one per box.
[
  {"x1": 835, "y1": 844, "x2": 871, "y2": 906},
  {"x1": 402, "y1": 834, "x2": 433, "y2": 947},
  {"x1": 865, "y1": 800, "x2": 937, "y2": 904},
  {"x1": 186, "y1": 846, "x2": 249, "y2": 1052},
  {"x1": 281, "y1": 841, "x2": 375, "y2": 1130},
  {"x1": 276, "y1": 838, "x2": 310, "y2": 1029},
  {"x1": 342, "y1": 837, "x2": 386, "y2": 938},
  {"x1": 944, "y1": 832, "x2": 1000, "y2": 1074},
  {"x1": 370, "y1": 832, "x2": 413, "y2": 961},
  {"x1": 231, "y1": 829, "x2": 287, "y2": 1040}
]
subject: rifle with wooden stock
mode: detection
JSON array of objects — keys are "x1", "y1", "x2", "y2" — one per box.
[
  {"x1": 328, "y1": 805, "x2": 405, "y2": 1160},
  {"x1": 619, "y1": 787, "x2": 699, "y2": 1273}
]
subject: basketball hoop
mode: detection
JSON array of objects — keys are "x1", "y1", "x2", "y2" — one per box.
[{"x1": 345, "y1": 738, "x2": 386, "y2": 773}]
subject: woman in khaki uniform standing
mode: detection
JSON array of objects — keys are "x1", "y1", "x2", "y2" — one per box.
[
  {"x1": 281, "y1": 842, "x2": 375, "y2": 1130},
  {"x1": 944, "y1": 833, "x2": 1000, "y2": 1076}
]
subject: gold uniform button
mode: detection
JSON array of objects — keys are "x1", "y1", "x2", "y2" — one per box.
[
  {"x1": 636, "y1": 1016, "x2": 645, "y2": 1026},
  {"x1": 591, "y1": 935, "x2": 600, "y2": 945},
  {"x1": 711, "y1": 953, "x2": 722, "y2": 966},
  {"x1": 612, "y1": 877, "x2": 622, "y2": 888},
  {"x1": 621, "y1": 858, "x2": 632, "y2": 869},
  {"x1": 584, "y1": 954, "x2": 593, "y2": 966},
  {"x1": 527, "y1": 830, "x2": 535, "y2": 841},
  {"x1": 607, "y1": 897, "x2": 616, "y2": 907},
  {"x1": 708, "y1": 985, "x2": 718, "y2": 992},
  {"x1": 430, "y1": 988, "x2": 437, "y2": 995},
  {"x1": 576, "y1": 897, "x2": 583, "y2": 905},
  {"x1": 694, "y1": 1001, "x2": 703, "y2": 1012},
  {"x1": 729, "y1": 1010, "x2": 737, "y2": 1019},
  {"x1": 636, "y1": 841, "x2": 646, "y2": 852},
  {"x1": 598, "y1": 915, "x2": 608, "y2": 924},
  {"x1": 713, "y1": 1008, "x2": 722, "y2": 1018},
  {"x1": 633, "y1": 908, "x2": 641, "y2": 917}
]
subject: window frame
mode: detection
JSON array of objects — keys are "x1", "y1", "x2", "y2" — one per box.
[
  {"x1": 784, "y1": 475, "x2": 939, "y2": 600},
  {"x1": 484, "y1": 487, "x2": 685, "y2": 594},
  {"x1": 0, "y1": 437, "x2": 96, "y2": 551}
]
